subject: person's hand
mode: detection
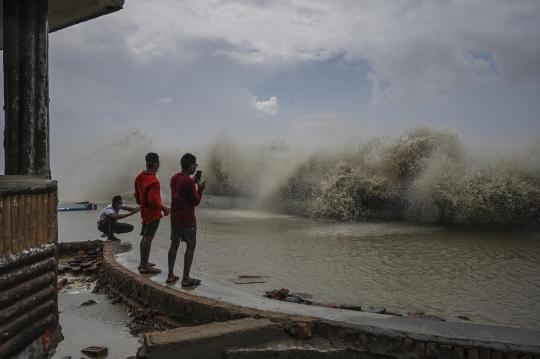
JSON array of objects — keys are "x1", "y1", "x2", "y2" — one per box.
[
  {"x1": 163, "y1": 207, "x2": 170, "y2": 216},
  {"x1": 130, "y1": 209, "x2": 138, "y2": 215},
  {"x1": 198, "y1": 181, "x2": 206, "y2": 190}
]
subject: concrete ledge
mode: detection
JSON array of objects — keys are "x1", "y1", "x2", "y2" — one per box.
[
  {"x1": 138, "y1": 318, "x2": 289, "y2": 359},
  {"x1": 103, "y1": 243, "x2": 316, "y2": 331},
  {"x1": 102, "y1": 242, "x2": 540, "y2": 359}
]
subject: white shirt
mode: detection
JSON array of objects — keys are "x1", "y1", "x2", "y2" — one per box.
[{"x1": 97, "y1": 203, "x2": 126, "y2": 223}]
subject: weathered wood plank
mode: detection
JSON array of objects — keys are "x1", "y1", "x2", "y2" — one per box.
[
  {"x1": 47, "y1": 192, "x2": 56, "y2": 244},
  {"x1": 30, "y1": 195, "x2": 37, "y2": 249},
  {"x1": 17, "y1": 195, "x2": 25, "y2": 252},
  {"x1": 36, "y1": 194, "x2": 42, "y2": 247},
  {"x1": 9, "y1": 196, "x2": 18, "y2": 254},
  {"x1": 3, "y1": 197, "x2": 12, "y2": 257}
]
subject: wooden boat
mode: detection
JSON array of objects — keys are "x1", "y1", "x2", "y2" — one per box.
[{"x1": 58, "y1": 201, "x2": 97, "y2": 211}]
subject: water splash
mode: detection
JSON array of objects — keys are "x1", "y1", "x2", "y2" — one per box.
[{"x1": 57, "y1": 126, "x2": 540, "y2": 228}]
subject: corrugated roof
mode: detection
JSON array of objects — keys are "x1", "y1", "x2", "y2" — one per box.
[{"x1": 0, "y1": 0, "x2": 125, "y2": 50}]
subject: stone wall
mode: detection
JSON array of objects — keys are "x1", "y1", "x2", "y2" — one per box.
[{"x1": 57, "y1": 240, "x2": 103, "y2": 255}]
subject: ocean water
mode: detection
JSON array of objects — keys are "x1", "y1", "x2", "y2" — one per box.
[{"x1": 58, "y1": 202, "x2": 540, "y2": 330}]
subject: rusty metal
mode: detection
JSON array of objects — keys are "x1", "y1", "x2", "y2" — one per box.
[
  {"x1": 0, "y1": 285, "x2": 55, "y2": 323},
  {"x1": 0, "y1": 313, "x2": 55, "y2": 358},
  {"x1": 0, "y1": 257, "x2": 55, "y2": 289},
  {"x1": 0, "y1": 272, "x2": 55, "y2": 308}
]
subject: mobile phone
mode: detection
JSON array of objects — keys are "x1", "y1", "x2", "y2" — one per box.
[{"x1": 195, "y1": 170, "x2": 202, "y2": 181}]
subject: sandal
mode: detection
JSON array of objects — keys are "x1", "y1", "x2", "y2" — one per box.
[
  {"x1": 139, "y1": 267, "x2": 162, "y2": 274},
  {"x1": 166, "y1": 275, "x2": 180, "y2": 283},
  {"x1": 137, "y1": 263, "x2": 156, "y2": 270},
  {"x1": 181, "y1": 278, "x2": 201, "y2": 287}
]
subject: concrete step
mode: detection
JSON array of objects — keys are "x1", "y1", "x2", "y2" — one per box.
[
  {"x1": 137, "y1": 318, "x2": 290, "y2": 359},
  {"x1": 225, "y1": 346, "x2": 362, "y2": 359}
]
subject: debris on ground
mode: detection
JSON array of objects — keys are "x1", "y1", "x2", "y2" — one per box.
[
  {"x1": 407, "y1": 312, "x2": 445, "y2": 321},
  {"x1": 363, "y1": 307, "x2": 386, "y2": 314},
  {"x1": 57, "y1": 278, "x2": 69, "y2": 289},
  {"x1": 57, "y1": 248, "x2": 105, "y2": 293},
  {"x1": 58, "y1": 264, "x2": 71, "y2": 273},
  {"x1": 264, "y1": 288, "x2": 313, "y2": 304},
  {"x1": 232, "y1": 275, "x2": 269, "y2": 284},
  {"x1": 78, "y1": 299, "x2": 97, "y2": 307},
  {"x1": 81, "y1": 346, "x2": 108, "y2": 357},
  {"x1": 63, "y1": 249, "x2": 103, "y2": 274},
  {"x1": 340, "y1": 303, "x2": 362, "y2": 311},
  {"x1": 263, "y1": 288, "x2": 448, "y2": 320}
]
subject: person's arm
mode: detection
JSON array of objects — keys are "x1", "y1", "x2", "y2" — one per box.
[
  {"x1": 148, "y1": 182, "x2": 169, "y2": 215},
  {"x1": 186, "y1": 180, "x2": 205, "y2": 206},
  {"x1": 123, "y1": 205, "x2": 139, "y2": 212},
  {"x1": 134, "y1": 179, "x2": 141, "y2": 205},
  {"x1": 107, "y1": 210, "x2": 135, "y2": 220}
]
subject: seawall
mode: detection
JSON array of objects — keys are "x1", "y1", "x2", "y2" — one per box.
[{"x1": 101, "y1": 242, "x2": 540, "y2": 359}]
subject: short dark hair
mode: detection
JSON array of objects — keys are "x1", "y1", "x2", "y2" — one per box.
[
  {"x1": 181, "y1": 153, "x2": 196, "y2": 170},
  {"x1": 145, "y1": 152, "x2": 159, "y2": 164},
  {"x1": 112, "y1": 195, "x2": 122, "y2": 204}
]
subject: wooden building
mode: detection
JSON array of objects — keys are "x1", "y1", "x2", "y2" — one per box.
[{"x1": 0, "y1": 1, "x2": 125, "y2": 357}]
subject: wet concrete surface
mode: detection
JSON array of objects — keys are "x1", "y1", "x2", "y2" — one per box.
[
  {"x1": 52, "y1": 290, "x2": 140, "y2": 359},
  {"x1": 112, "y1": 241, "x2": 540, "y2": 349}
]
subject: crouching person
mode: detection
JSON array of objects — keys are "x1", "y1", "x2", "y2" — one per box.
[{"x1": 97, "y1": 195, "x2": 138, "y2": 241}]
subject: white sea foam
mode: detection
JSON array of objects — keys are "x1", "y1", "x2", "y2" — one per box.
[{"x1": 57, "y1": 126, "x2": 540, "y2": 228}]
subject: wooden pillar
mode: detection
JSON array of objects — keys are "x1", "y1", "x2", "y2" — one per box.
[{"x1": 3, "y1": 0, "x2": 50, "y2": 178}]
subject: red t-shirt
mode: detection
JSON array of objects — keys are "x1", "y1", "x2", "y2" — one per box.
[
  {"x1": 170, "y1": 173, "x2": 204, "y2": 228},
  {"x1": 134, "y1": 171, "x2": 164, "y2": 224}
]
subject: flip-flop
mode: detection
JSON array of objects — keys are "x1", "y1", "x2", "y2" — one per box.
[
  {"x1": 166, "y1": 275, "x2": 180, "y2": 283},
  {"x1": 137, "y1": 263, "x2": 156, "y2": 270},
  {"x1": 181, "y1": 278, "x2": 201, "y2": 287},
  {"x1": 139, "y1": 267, "x2": 162, "y2": 274}
]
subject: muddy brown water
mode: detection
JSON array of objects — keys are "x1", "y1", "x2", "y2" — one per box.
[{"x1": 58, "y1": 202, "x2": 540, "y2": 330}]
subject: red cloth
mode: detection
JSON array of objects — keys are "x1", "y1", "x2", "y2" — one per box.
[
  {"x1": 134, "y1": 171, "x2": 164, "y2": 224},
  {"x1": 170, "y1": 173, "x2": 204, "y2": 228}
]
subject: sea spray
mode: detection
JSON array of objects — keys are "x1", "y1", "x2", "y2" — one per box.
[
  {"x1": 58, "y1": 130, "x2": 183, "y2": 203},
  {"x1": 56, "y1": 126, "x2": 540, "y2": 228}
]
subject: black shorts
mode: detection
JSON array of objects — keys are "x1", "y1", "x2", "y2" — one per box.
[
  {"x1": 140, "y1": 219, "x2": 160, "y2": 238},
  {"x1": 170, "y1": 224, "x2": 197, "y2": 245}
]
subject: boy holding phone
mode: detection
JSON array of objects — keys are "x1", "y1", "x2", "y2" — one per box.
[{"x1": 167, "y1": 153, "x2": 205, "y2": 285}]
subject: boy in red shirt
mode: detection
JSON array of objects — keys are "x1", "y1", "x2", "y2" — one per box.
[
  {"x1": 167, "y1": 153, "x2": 205, "y2": 285},
  {"x1": 134, "y1": 152, "x2": 170, "y2": 274}
]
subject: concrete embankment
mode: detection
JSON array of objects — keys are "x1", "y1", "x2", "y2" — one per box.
[{"x1": 101, "y1": 241, "x2": 540, "y2": 359}]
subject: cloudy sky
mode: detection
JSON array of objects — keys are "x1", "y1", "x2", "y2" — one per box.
[{"x1": 3, "y1": 0, "x2": 540, "y2": 172}]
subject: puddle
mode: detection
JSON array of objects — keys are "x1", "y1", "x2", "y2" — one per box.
[
  {"x1": 51, "y1": 291, "x2": 140, "y2": 359},
  {"x1": 115, "y1": 242, "x2": 134, "y2": 255}
]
